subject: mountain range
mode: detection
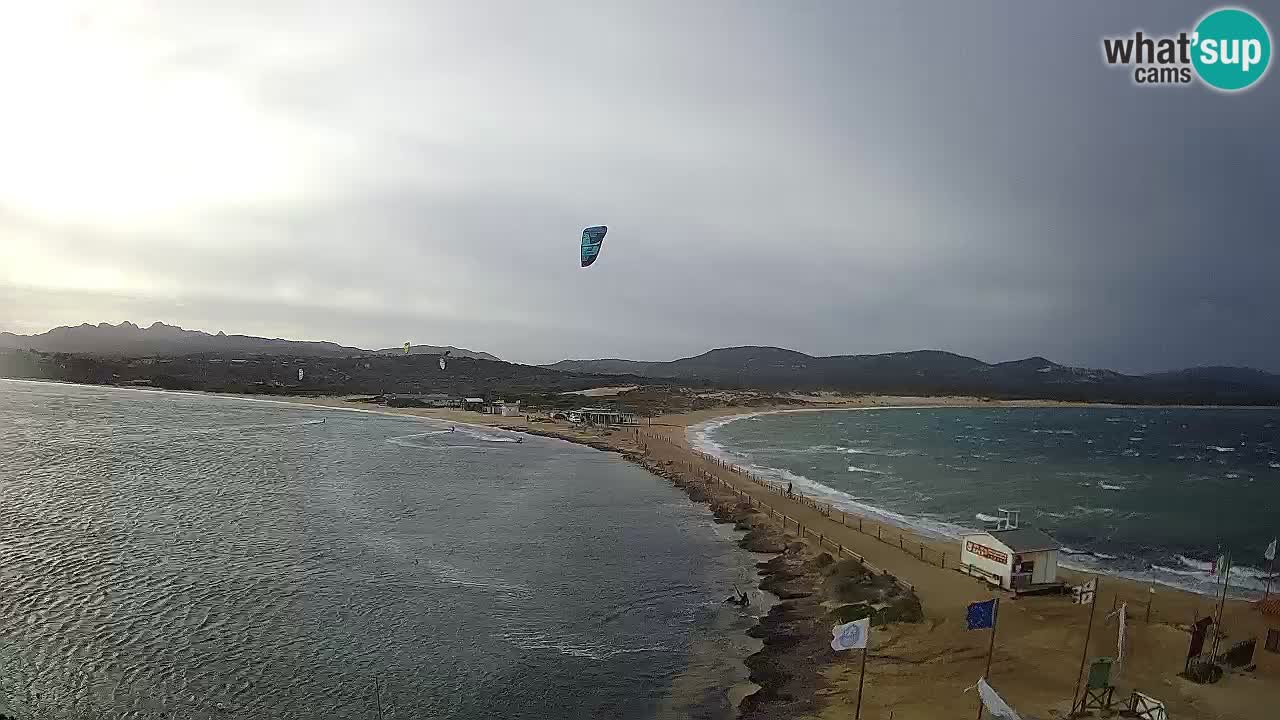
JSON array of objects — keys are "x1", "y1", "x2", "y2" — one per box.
[
  {"x1": 546, "y1": 346, "x2": 1280, "y2": 405},
  {"x1": 3, "y1": 323, "x2": 1279, "y2": 405},
  {"x1": 0, "y1": 322, "x2": 498, "y2": 360}
]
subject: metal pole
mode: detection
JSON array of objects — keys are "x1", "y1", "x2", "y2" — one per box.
[
  {"x1": 1072, "y1": 577, "x2": 1099, "y2": 714},
  {"x1": 855, "y1": 646, "x2": 869, "y2": 720},
  {"x1": 977, "y1": 597, "x2": 1000, "y2": 720},
  {"x1": 1266, "y1": 551, "x2": 1276, "y2": 602},
  {"x1": 374, "y1": 677, "x2": 384, "y2": 720}
]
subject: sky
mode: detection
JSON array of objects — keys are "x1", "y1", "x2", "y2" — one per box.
[{"x1": 1, "y1": 1, "x2": 1277, "y2": 372}]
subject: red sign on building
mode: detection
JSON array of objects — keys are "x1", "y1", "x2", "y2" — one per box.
[{"x1": 966, "y1": 540, "x2": 1008, "y2": 565}]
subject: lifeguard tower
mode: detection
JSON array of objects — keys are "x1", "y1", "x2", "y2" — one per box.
[{"x1": 959, "y1": 509, "x2": 1065, "y2": 594}]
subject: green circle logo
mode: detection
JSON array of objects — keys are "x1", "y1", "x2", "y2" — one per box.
[{"x1": 1192, "y1": 8, "x2": 1271, "y2": 91}]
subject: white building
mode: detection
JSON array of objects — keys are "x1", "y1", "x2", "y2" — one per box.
[
  {"x1": 959, "y1": 526, "x2": 1062, "y2": 592},
  {"x1": 576, "y1": 407, "x2": 639, "y2": 425}
]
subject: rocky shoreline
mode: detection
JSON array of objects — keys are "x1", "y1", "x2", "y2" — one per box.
[{"x1": 631, "y1": 452, "x2": 922, "y2": 719}]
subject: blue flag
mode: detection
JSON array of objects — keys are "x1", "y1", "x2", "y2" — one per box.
[{"x1": 966, "y1": 599, "x2": 997, "y2": 630}]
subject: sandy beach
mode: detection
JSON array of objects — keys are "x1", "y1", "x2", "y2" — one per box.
[{"x1": 289, "y1": 393, "x2": 1280, "y2": 719}]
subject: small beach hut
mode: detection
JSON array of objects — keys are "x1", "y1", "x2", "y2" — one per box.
[{"x1": 960, "y1": 526, "x2": 1062, "y2": 592}]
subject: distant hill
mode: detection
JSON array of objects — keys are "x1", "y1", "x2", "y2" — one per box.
[
  {"x1": 374, "y1": 345, "x2": 500, "y2": 361},
  {"x1": 547, "y1": 346, "x2": 1280, "y2": 405},
  {"x1": 0, "y1": 322, "x2": 499, "y2": 360}
]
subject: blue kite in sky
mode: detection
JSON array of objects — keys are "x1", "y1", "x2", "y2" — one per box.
[{"x1": 580, "y1": 226, "x2": 607, "y2": 267}]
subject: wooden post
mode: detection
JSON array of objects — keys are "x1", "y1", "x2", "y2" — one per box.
[
  {"x1": 1071, "y1": 577, "x2": 1099, "y2": 714},
  {"x1": 1209, "y1": 553, "x2": 1232, "y2": 660},
  {"x1": 977, "y1": 597, "x2": 1000, "y2": 720},
  {"x1": 919, "y1": 543, "x2": 925, "y2": 560},
  {"x1": 877, "y1": 526, "x2": 881, "y2": 540},
  {"x1": 942, "y1": 552, "x2": 946, "y2": 569},
  {"x1": 855, "y1": 646, "x2": 869, "y2": 720}
]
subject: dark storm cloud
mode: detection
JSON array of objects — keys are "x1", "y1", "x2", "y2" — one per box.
[{"x1": 2, "y1": 1, "x2": 1276, "y2": 371}]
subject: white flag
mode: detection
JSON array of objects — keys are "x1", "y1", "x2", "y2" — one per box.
[
  {"x1": 830, "y1": 618, "x2": 869, "y2": 651},
  {"x1": 975, "y1": 678, "x2": 1022, "y2": 720},
  {"x1": 1212, "y1": 554, "x2": 1227, "y2": 577},
  {"x1": 1266, "y1": 538, "x2": 1277, "y2": 562},
  {"x1": 1072, "y1": 578, "x2": 1096, "y2": 605},
  {"x1": 1106, "y1": 602, "x2": 1127, "y2": 668}
]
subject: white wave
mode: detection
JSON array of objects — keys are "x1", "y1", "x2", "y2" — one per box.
[
  {"x1": 1270, "y1": 462, "x2": 1280, "y2": 469},
  {"x1": 1225, "y1": 473, "x2": 1241, "y2": 479},
  {"x1": 845, "y1": 447, "x2": 915, "y2": 457},
  {"x1": 1207, "y1": 445, "x2": 1236, "y2": 453},
  {"x1": 1093, "y1": 552, "x2": 1118, "y2": 560},
  {"x1": 846, "y1": 465, "x2": 885, "y2": 474},
  {"x1": 1128, "y1": 437, "x2": 1143, "y2": 442},
  {"x1": 1098, "y1": 482, "x2": 1126, "y2": 491},
  {"x1": 974, "y1": 513, "x2": 1000, "y2": 523},
  {"x1": 1176, "y1": 555, "x2": 1212, "y2": 571}
]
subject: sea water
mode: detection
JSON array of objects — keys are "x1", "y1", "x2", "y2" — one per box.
[
  {"x1": 692, "y1": 406, "x2": 1280, "y2": 597},
  {"x1": 0, "y1": 380, "x2": 763, "y2": 719}
]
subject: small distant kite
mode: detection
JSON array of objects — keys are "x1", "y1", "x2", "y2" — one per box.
[
  {"x1": 403, "y1": 342, "x2": 411, "y2": 354},
  {"x1": 439, "y1": 350, "x2": 451, "y2": 371},
  {"x1": 580, "y1": 226, "x2": 607, "y2": 267}
]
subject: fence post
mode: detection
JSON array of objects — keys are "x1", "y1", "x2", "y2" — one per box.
[
  {"x1": 859, "y1": 518, "x2": 863, "y2": 533},
  {"x1": 942, "y1": 552, "x2": 946, "y2": 569},
  {"x1": 877, "y1": 526, "x2": 881, "y2": 540},
  {"x1": 919, "y1": 543, "x2": 924, "y2": 560},
  {"x1": 899, "y1": 535, "x2": 904, "y2": 550}
]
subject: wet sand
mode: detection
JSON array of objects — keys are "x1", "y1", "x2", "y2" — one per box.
[{"x1": 292, "y1": 394, "x2": 1280, "y2": 719}]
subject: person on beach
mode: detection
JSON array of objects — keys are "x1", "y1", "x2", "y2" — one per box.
[{"x1": 787, "y1": 481, "x2": 793, "y2": 497}]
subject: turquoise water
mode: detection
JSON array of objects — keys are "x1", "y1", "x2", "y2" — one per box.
[
  {"x1": 692, "y1": 406, "x2": 1280, "y2": 597},
  {"x1": 0, "y1": 380, "x2": 762, "y2": 719}
]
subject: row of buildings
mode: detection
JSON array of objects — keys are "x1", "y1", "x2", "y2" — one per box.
[{"x1": 382, "y1": 395, "x2": 639, "y2": 425}]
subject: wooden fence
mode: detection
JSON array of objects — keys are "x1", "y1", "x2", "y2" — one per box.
[{"x1": 634, "y1": 428, "x2": 943, "y2": 595}]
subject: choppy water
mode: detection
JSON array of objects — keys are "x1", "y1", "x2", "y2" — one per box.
[
  {"x1": 0, "y1": 380, "x2": 763, "y2": 719},
  {"x1": 692, "y1": 406, "x2": 1280, "y2": 597}
]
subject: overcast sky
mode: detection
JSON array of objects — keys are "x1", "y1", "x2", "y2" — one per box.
[{"x1": 2, "y1": 1, "x2": 1276, "y2": 371}]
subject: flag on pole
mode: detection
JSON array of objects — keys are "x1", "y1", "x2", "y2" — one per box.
[
  {"x1": 972, "y1": 678, "x2": 1022, "y2": 720},
  {"x1": 1211, "y1": 554, "x2": 1227, "y2": 576},
  {"x1": 1266, "y1": 538, "x2": 1277, "y2": 562},
  {"x1": 967, "y1": 599, "x2": 997, "y2": 630},
  {"x1": 1106, "y1": 602, "x2": 1127, "y2": 667},
  {"x1": 1071, "y1": 579, "x2": 1097, "y2": 605},
  {"x1": 831, "y1": 618, "x2": 870, "y2": 651}
]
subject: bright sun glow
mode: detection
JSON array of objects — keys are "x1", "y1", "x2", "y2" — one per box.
[{"x1": 0, "y1": 3, "x2": 310, "y2": 227}]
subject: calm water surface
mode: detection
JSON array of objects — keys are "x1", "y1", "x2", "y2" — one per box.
[{"x1": 0, "y1": 380, "x2": 761, "y2": 719}]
